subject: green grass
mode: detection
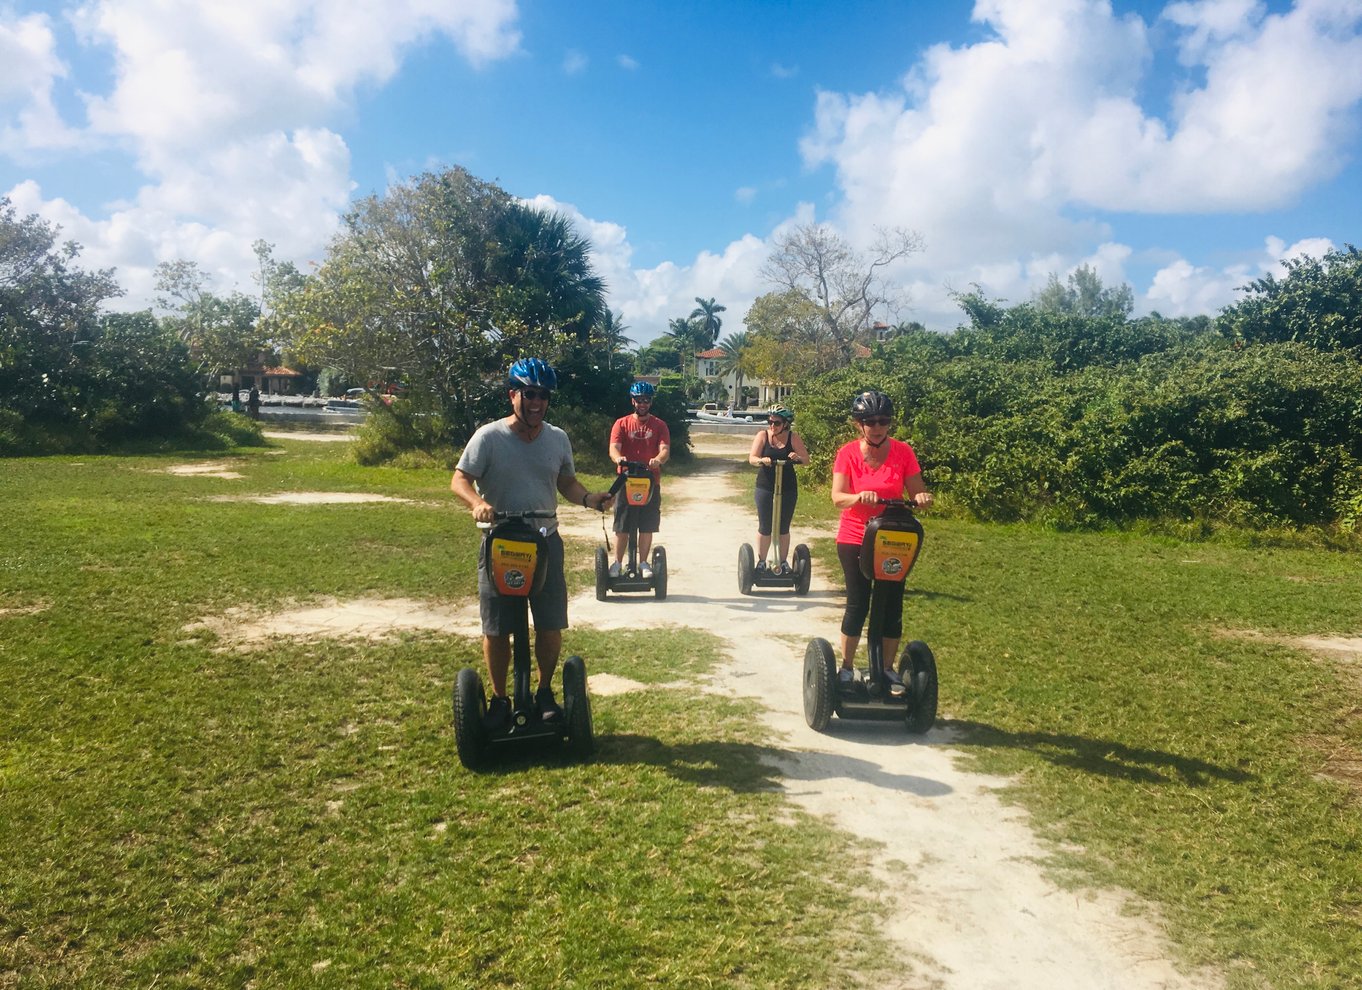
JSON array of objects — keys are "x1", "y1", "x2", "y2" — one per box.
[
  {"x1": 4, "y1": 437, "x2": 1362, "y2": 988},
  {"x1": 0, "y1": 441, "x2": 880, "y2": 988}
]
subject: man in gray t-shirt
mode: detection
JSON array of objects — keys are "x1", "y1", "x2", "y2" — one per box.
[{"x1": 450, "y1": 358, "x2": 613, "y2": 730}]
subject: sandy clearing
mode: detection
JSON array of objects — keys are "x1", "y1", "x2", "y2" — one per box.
[{"x1": 162, "y1": 462, "x2": 244, "y2": 479}]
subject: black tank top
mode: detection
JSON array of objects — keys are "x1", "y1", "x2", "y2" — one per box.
[{"x1": 756, "y1": 432, "x2": 799, "y2": 491}]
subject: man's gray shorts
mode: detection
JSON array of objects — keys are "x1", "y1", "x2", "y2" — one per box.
[
  {"x1": 477, "y1": 531, "x2": 568, "y2": 635},
  {"x1": 612, "y1": 487, "x2": 662, "y2": 534}
]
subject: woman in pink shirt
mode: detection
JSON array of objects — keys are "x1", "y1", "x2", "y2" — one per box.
[{"x1": 830, "y1": 390, "x2": 933, "y2": 689}]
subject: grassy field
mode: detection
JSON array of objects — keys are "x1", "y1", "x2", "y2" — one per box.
[{"x1": 3, "y1": 437, "x2": 1361, "y2": 988}]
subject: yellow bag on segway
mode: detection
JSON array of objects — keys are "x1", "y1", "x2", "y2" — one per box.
[
  {"x1": 625, "y1": 474, "x2": 653, "y2": 506},
  {"x1": 859, "y1": 507, "x2": 924, "y2": 584},
  {"x1": 484, "y1": 520, "x2": 549, "y2": 598}
]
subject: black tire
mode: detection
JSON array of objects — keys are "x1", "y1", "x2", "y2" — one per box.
[
  {"x1": 452, "y1": 667, "x2": 489, "y2": 770},
  {"x1": 562, "y1": 654, "x2": 594, "y2": 759},
  {"x1": 738, "y1": 543, "x2": 755, "y2": 596},
  {"x1": 793, "y1": 544, "x2": 811, "y2": 596},
  {"x1": 594, "y1": 545, "x2": 609, "y2": 601},
  {"x1": 898, "y1": 640, "x2": 938, "y2": 734},
  {"x1": 803, "y1": 637, "x2": 837, "y2": 731},
  {"x1": 652, "y1": 546, "x2": 667, "y2": 600}
]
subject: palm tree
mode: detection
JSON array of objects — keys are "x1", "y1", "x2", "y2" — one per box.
[
  {"x1": 690, "y1": 297, "x2": 726, "y2": 349},
  {"x1": 594, "y1": 308, "x2": 633, "y2": 369},
  {"x1": 715, "y1": 331, "x2": 752, "y2": 406},
  {"x1": 666, "y1": 316, "x2": 700, "y2": 372}
]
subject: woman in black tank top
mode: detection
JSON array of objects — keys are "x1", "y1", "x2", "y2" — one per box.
[{"x1": 746, "y1": 407, "x2": 810, "y2": 573}]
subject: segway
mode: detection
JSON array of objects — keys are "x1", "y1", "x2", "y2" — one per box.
[
  {"x1": 803, "y1": 499, "x2": 937, "y2": 734},
  {"x1": 738, "y1": 448, "x2": 811, "y2": 596},
  {"x1": 594, "y1": 460, "x2": 667, "y2": 600},
  {"x1": 453, "y1": 509, "x2": 594, "y2": 770}
]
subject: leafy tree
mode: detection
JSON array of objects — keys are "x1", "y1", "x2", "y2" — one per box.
[
  {"x1": 759, "y1": 223, "x2": 923, "y2": 368},
  {"x1": 154, "y1": 260, "x2": 268, "y2": 383},
  {"x1": 1033, "y1": 264, "x2": 1134, "y2": 319},
  {"x1": 742, "y1": 288, "x2": 837, "y2": 378},
  {"x1": 1216, "y1": 245, "x2": 1362, "y2": 353},
  {"x1": 689, "y1": 296, "x2": 726, "y2": 348},
  {"x1": 275, "y1": 166, "x2": 606, "y2": 443},
  {"x1": 634, "y1": 336, "x2": 681, "y2": 375}
]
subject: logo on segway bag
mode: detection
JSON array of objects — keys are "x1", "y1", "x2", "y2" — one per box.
[
  {"x1": 490, "y1": 538, "x2": 538, "y2": 597},
  {"x1": 872, "y1": 529, "x2": 919, "y2": 583}
]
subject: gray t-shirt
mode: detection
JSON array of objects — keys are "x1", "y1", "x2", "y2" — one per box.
[{"x1": 456, "y1": 418, "x2": 576, "y2": 534}]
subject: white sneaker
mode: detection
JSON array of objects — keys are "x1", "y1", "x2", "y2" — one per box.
[
  {"x1": 639, "y1": 563, "x2": 653, "y2": 579},
  {"x1": 608, "y1": 561, "x2": 621, "y2": 578}
]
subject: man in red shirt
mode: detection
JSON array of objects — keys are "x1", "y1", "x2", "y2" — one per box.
[{"x1": 608, "y1": 381, "x2": 671, "y2": 577}]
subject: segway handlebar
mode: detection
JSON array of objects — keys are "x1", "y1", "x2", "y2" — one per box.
[
  {"x1": 607, "y1": 460, "x2": 652, "y2": 497},
  {"x1": 476, "y1": 508, "x2": 557, "y2": 530}
]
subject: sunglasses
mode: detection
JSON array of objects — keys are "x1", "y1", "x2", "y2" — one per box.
[
  {"x1": 858, "y1": 417, "x2": 893, "y2": 427},
  {"x1": 631, "y1": 396, "x2": 652, "y2": 403},
  {"x1": 518, "y1": 387, "x2": 552, "y2": 401},
  {"x1": 767, "y1": 418, "x2": 787, "y2": 425}
]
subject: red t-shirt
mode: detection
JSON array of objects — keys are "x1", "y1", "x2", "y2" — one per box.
[
  {"x1": 610, "y1": 413, "x2": 671, "y2": 482},
  {"x1": 833, "y1": 438, "x2": 922, "y2": 545}
]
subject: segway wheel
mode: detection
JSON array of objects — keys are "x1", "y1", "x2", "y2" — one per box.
[
  {"x1": 594, "y1": 545, "x2": 609, "y2": 601},
  {"x1": 651, "y1": 546, "x2": 668, "y2": 600},
  {"x1": 793, "y1": 544, "x2": 811, "y2": 596},
  {"x1": 452, "y1": 667, "x2": 489, "y2": 770},
  {"x1": 738, "y1": 543, "x2": 755, "y2": 596},
  {"x1": 898, "y1": 640, "x2": 938, "y2": 734},
  {"x1": 562, "y1": 654, "x2": 594, "y2": 759},
  {"x1": 803, "y1": 637, "x2": 838, "y2": 731}
]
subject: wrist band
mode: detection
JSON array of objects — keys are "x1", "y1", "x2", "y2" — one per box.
[{"x1": 582, "y1": 492, "x2": 589, "y2": 508}]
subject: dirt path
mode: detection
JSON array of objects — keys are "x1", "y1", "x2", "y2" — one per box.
[{"x1": 561, "y1": 435, "x2": 1222, "y2": 990}]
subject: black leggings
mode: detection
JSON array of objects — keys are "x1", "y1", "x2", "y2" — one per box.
[
  {"x1": 837, "y1": 542, "x2": 904, "y2": 639},
  {"x1": 754, "y1": 482, "x2": 797, "y2": 536}
]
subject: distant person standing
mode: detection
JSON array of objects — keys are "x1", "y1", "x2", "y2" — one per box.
[
  {"x1": 230, "y1": 389, "x2": 243, "y2": 414},
  {"x1": 247, "y1": 386, "x2": 261, "y2": 420},
  {"x1": 607, "y1": 381, "x2": 670, "y2": 577}
]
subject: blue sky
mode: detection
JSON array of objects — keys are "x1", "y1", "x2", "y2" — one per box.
[{"x1": 4, "y1": 0, "x2": 1361, "y2": 344}]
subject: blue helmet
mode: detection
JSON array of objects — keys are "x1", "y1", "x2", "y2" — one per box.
[
  {"x1": 629, "y1": 381, "x2": 656, "y2": 398},
  {"x1": 508, "y1": 357, "x2": 557, "y2": 392}
]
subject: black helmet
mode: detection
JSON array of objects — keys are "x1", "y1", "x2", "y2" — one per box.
[{"x1": 850, "y1": 390, "x2": 894, "y2": 421}]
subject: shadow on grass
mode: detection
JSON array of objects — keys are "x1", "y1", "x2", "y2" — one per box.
[
  {"x1": 946, "y1": 719, "x2": 1253, "y2": 786},
  {"x1": 594, "y1": 733, "x2": 954, "y2": 797}
]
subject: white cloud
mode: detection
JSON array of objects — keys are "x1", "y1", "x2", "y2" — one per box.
[
  {"x1": 70, "y1": 0, "x2": 521, "y2": 155},
  {"x1": 770, "y1": 62, "x2": 797, "y2": 79},
  {"x1": 798, "y1": 0, "x2": 1362, "y2": 329},
  {"x1": 734, "y1": 186, "x2": 757, "y2": 205},
  {"x1": 7, "y1": 0, "x2": 520, "y2": 308},
  {"x1": 1144, "y1": 234, "x2": 1339, "y2": 316},
  {"x1": 523, "y1": 193, "x2": 773, "y2": 344},
  {"x1": 617, "y1": 54, "x2": 638, "y2": 70},
  {"x1": 0, "y1": 11, "x2": 80, "y2": 152},
  {"x1": 563, "y1": 49, "x2": 588, "y2": 74}
]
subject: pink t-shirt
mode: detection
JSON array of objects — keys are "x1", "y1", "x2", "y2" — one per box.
[{"x1": 833, "y1": 438, "x2": 922, "y2": 545}]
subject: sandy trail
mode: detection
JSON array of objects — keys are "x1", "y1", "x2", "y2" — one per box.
[{"x1": 560, "y1": 435, "x2": 1221, "y2": 990}]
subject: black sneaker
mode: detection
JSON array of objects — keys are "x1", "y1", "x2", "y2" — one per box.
[
  {"x1": 536, "y1": 685, "x2": 562, "y2": 721},
  {"x1": 483, "y1": 695, "x2": 510, "y2": 730},
  {"x1": 755, "y1": 560, "x2": 768, "y2": 573},
  {"x1": 778, "y1": 562, "x2": 792, "y2": 576}
]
